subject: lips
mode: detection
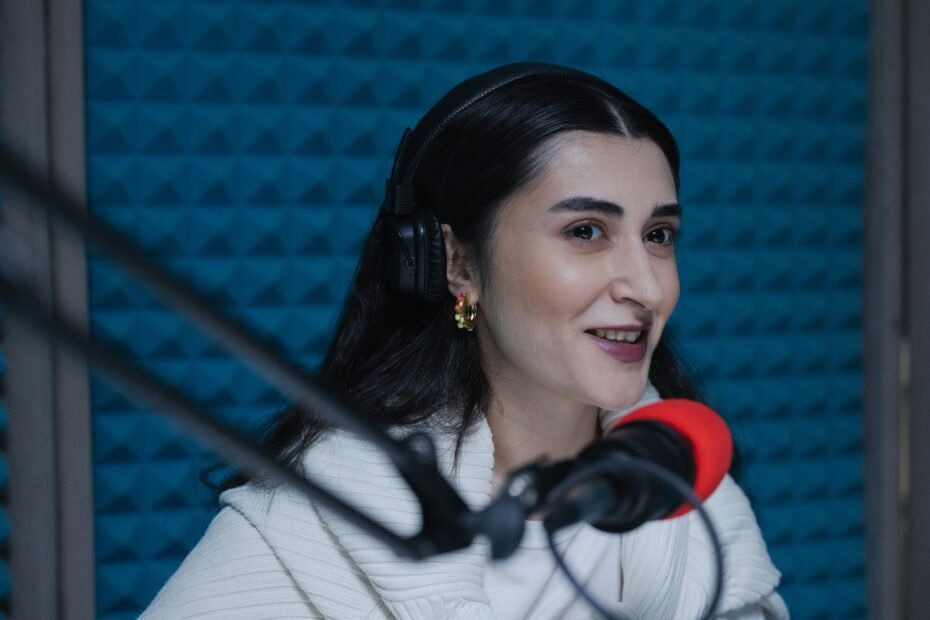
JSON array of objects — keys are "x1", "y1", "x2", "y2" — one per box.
[{"x1": 586, "y1": 327, "x2": 649, "y2": 363}]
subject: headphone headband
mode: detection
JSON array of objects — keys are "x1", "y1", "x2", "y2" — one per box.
[
  {"x1": 381, "y1": 63, "x2": 619, "y2": 300},
  {"x1": 383, "y1": 62, "x2": 616, "y2": 216}
]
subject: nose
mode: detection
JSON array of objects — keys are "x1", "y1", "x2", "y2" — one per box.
[{"x1": 607, "y1": 241, "x2": 667, "y2": 311}]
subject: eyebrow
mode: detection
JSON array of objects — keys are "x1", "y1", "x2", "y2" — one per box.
[
  {"x1": 652, "y1": 203, "x2": 683, "y2": 218},
  {"x1": 547, "y1": 196, "x2": 683, "y2": 219}
]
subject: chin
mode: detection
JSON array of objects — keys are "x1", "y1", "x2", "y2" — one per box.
[
  {"x1": 595, "y1": 375, "x2": 647, "y2": 411},
  {"x1": 589, "y1": 380, "x2": 650, "y2": 412}
]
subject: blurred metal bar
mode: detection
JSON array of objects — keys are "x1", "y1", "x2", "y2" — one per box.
[
  {"x1": 865, "y1": 0, "x2": 904, "y2": 618},
  {"x1": 905, "y1": 0, "x2": 930, "y2": 617},
  {"x1": 0, "y1": 273, "x2": 422, "y2": 564}
]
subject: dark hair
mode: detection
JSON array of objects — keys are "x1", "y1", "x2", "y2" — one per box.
[{"x1": 219, "y1": 74, "x2": 711, "y2": 489}]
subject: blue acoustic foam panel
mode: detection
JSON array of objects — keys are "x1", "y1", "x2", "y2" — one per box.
[{"x1": 84, "y1": 0, "x2": 868, "y2": 618}]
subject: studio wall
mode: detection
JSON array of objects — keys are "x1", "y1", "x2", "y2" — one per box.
[{"x1": 82, "y1": 1, "x2": 868, "y2": 618}]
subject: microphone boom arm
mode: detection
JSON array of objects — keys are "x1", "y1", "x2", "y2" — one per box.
[{"x1": 0, "y1": 144, "x2": 477, "y2": 560}]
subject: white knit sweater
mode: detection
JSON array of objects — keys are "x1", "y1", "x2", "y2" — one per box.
[{"x1": 142, "y1": 386, "x2": 788, "y2": 619}]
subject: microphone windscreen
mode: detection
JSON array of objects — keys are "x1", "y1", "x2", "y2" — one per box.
[{"x1": 610, "y1": 399, "x2": 732, "y2": 518}]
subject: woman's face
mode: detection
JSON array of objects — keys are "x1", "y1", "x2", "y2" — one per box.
[{"x1": 473, "y1": 132, "x2": 681, "y2": 413}]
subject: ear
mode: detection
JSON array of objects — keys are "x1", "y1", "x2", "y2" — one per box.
[{"x1": 441, "y1": 223, "x2": 479, "y2": 302}]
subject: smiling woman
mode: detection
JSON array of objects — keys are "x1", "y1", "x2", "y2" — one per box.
[
  {"x1": 141, "y1": 64, "x2": 787, "y2": 620},
  {"x1": 453, "y1": 134, "x2": 683, "y2": 473}
]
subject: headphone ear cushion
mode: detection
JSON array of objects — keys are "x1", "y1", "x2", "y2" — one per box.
[{"x1": 420, "y1": 212, "x2": 447, "y2": 302}]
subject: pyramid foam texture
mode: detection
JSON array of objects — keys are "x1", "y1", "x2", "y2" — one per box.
[{"x1": 84, "y1": 1, "x2": 868, "y2": 618}]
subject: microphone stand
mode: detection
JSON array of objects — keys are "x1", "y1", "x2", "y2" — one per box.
[{"x1": 0, "y1": 143, "x2": 494, "y2": 560}]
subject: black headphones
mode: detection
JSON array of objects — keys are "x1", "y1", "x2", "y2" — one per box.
[{"x1": 381, "y1": 62, "x2": 619, "y2": 301}]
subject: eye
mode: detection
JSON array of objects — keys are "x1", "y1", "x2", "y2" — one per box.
[
  {"x1": 569, "y1": 222, "x2": 605, "y2": 242},
  {"x1": 645, "y1": 225, "x2": 678, "y2": 246}
]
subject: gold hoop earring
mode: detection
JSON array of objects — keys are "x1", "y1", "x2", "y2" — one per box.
[{"x1": 454, "y1": 290, "x2": 478, "y2": 331}]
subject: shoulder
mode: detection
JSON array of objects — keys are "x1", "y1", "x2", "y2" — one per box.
[
  {"x1": 142, "y1": 428, "x2": 428, "y2": 620},
  {"x1": 224, "y1": 420, "x2": 495, "y2": 531},
  {"x1": 680, "y1": 475, "x2": 787, "y2": 619},
  {"x1": 140, "y1": 505, "x2": 320, "y2": 619},
  {"x1": 219, "y1": 423, "x2": 498, "y2": 619},
  {"x1": 616, "y1": 474, "x2": 785, "y2": 619}
]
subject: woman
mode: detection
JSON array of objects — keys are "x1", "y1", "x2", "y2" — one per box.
[{"x1": 142, "y1": 63, "x2": 787, "y2": 619}]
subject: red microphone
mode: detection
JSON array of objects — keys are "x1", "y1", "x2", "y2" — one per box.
[{"x1": 542, "y1": 399, "x2": 733, "y2": 534}]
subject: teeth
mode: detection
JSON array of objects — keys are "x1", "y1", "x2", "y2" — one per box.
[{"x1": 593, "y1": 329, "x2": 642, "y2": 343}]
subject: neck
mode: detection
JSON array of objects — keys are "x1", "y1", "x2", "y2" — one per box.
[{"x1": 484, "y1": 378, "x2": 600, "y2": 481}]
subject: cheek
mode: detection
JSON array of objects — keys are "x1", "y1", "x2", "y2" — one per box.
[
  {"x1": 481, "y1": 244, "x2": 590, "y2": 359},
  {"x1": 488, "y1": 241, "x2": 592, "y2": 325}
]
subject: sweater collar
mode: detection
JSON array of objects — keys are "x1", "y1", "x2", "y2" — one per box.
[{"x1": 224, "y1": 381, "x2": 781, "y2": 619}]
